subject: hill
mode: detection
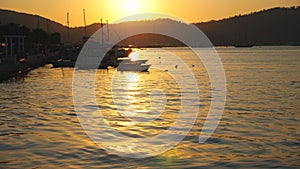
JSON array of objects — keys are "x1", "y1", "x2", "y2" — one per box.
[
  {"x1": 1, "y1": 7, "x2": 300, "y2": 46},
  {"x1": 112, "y1": 7, "x2": 300, "y2": 47},
  {"x1": 0, "y1": 9, "x2": 66, "y2": 38},
  {"x1": 0, "y1": 9, "x2": 100, "y2": 43},
  {"x1": 196, "y1": 7, "x2": 300, "y2": 46}
]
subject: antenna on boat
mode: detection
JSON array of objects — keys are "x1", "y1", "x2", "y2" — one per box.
[
  {"x1": 106, "y1": 20, "x2": 109, "y2": 43},
  {"x1": 83, "y1": 9, "x2": 87, "y2": 37}
]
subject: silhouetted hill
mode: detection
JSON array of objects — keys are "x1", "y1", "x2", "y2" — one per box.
[
  {"x1": 1, "y1": 7, "x2": 300, "y2": 46},
  {"x1": 0, "y1": 9, "x2": 65, "y2": 36},
  {"x1": 196, "y1": 7, "x2": 300, "y2": 46},
  {"x1": 113, "y1": 7, "x2": 300, "y2": 46},
  {"x1": 0, "y1": 9, "x2": 100, "y2": 43}
]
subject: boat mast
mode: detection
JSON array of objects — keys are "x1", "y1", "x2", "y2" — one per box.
[
  {"x1": 83, "y1": 9, "x2": 87, "y2": 37},
  {"x1": 67, "y1": 12, "x2": 70, "y2": 44},
  {"x1": 106, "y1": 20, "x2": 109, "y2": 43},
  {"x1": 101, "y1": 18, "x2": 104, "y2": 44}
]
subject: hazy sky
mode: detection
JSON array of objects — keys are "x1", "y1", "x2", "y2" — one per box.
[{"x1": 1, "y1": 0, "x2": 299, "y2": 26}]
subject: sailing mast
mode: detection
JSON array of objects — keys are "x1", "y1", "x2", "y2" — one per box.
[
  {"x1": 67, "y1": 12, "x2": 70, "y2": 44},
  {"x1": 106, "y1": 20, "x2": 109, "y2": 43},
  {"x1": 83, "y1": 9, "x2": 87, "y2": 37},
  {"x1": 101, "y1": 18, "x2": 104, "y2": 44}
]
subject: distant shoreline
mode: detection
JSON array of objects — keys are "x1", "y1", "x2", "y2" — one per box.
[
  {"x1": 1, "y1": 7, "x2": 299, "y2": 46},
  {"x1": 129, "y1": 44, "x2": 300, "y2": 48}
]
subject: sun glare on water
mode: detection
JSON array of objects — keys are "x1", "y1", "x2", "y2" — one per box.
[{"x1": 129, "y1": 52, "x2": 139, "y2": 61}]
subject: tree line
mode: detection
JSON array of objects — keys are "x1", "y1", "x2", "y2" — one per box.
[{"x1": 0, "y1": 23, "x2": 61, "y2": 45}]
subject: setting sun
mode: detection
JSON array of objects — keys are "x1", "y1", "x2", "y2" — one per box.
[{"x1": 125, "y1": 0, "x2": 139, "y2": 12}]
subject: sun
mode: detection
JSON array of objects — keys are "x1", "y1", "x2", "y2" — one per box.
[
  {"x1": 125, "y1": 0, "x2": 139, "y2": 12},
  {"x1": 104, "y1": 0, "x2": 154, "y2": 22}
]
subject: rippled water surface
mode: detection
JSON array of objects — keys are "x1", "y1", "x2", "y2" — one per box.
[{"x1": 0, "y1": 46, "x2": 299, "y2": 168}]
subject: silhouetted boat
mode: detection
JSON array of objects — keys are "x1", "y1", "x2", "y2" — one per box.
[
  {"x1": 288, "y1": 42, "x2": 300, "y2": 46},
  {"x1": 51, "y1": 59, "x2": 109, "y2": 69},
  {"x1": 117, "y1": 63, "x2": 150, "y2": 71},
  {"x1": 51, "y1": 59, "x2": 75, "y2": 68},
  {"x1": 234, "y1": 44, "x2": 253, "y2": 48}
]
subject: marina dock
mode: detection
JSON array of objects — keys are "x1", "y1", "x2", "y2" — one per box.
[{"x1": 0, "y1": 35, "x2": 59, "y2": 82}]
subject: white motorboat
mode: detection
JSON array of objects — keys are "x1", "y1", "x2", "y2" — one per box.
[{"x1": 117, "y1": 58, "x2": 150, "y2": 71}]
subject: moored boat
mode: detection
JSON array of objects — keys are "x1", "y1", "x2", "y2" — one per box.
[
  {"x1": 117, "y1": 58, "x2": 151, "y2": 72},
  {"x1": 117, "y1": 62, "x2": 151, "y2": 71},
  {"x1": 234, "y1": 45, "x2": 253, "y2": 48},
  {"x1": 51, "y1": 59, "x2": 76, "y2": 68}
]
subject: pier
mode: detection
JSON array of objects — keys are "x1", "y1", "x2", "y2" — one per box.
[{"x1": 0, "y1": 35, "x2": 59, "y2": 81}]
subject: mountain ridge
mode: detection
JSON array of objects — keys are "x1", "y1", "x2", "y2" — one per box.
[
  {"x1": 196, "y1": 6, "x2": 300, "y2": 46},
  {"x1": 1, "y1": 7, "x2": 300, "y2": 46}
]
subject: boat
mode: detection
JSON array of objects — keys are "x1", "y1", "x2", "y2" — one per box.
[
  {"x1": 52, "y1": 59, "x2": 110, "y2": 69},
  {"x1": 288, "y1": 42, "x2": 300, "y2": 46},
  {"x1": 117, "y1": 62, "x2": 150, "y2": 71},
  {"x1": 51, "y1": 59, "x2": 75, "y2": 68},
  {"x1": 117, "y1": 58, "x2": 151, "y2": 71},
  {"x1": 234, "y1": 44, "x2": 253, "y2": 48}
]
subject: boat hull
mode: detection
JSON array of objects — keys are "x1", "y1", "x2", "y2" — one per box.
[
  {"x1": 51, "y1": 60, "x2": 75, "y2": 68},
  {"x1": 117, "y1": 64, "x2": 150, "y2": 72},
  {"x1": 234, "y1": 45, "x2": 253, "y2": 48}
]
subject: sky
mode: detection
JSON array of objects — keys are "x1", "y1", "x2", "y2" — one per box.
[{"x1": 1, "y1": 0, "x2": 300, "y2": 27}]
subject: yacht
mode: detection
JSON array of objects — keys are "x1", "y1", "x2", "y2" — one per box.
[{"x1": 117, "y1": 58, "x2": 150, "y2": 71}]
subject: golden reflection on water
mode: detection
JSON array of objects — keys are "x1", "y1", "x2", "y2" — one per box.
[
  {"x1": 95, "y1": 69, "x2": 182, "y2": 138},
  {"x1": 1, "y1": 47, "x2": 299, "y2": 167},
  {"x1": 92, "y1": 48, "x2": 212, "y2": 158},
  {"x1": 128, "y1": 52, "x2": 139, "y2": 61}
]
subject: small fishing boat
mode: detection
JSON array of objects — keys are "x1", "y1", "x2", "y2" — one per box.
[
  {"x1": 234, "y1": 44, "x2": 253, "y2": 48},
  {"x1": 51, "y1": 59, "x2": 75, "y2": 68},
  {"x1": 117, "y1": 62, "x2": 151, "y2": 71}
]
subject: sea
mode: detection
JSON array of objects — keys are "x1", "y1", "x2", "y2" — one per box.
[{"x1": 0, "y1": 46, "x2": 299, "y2": 168}]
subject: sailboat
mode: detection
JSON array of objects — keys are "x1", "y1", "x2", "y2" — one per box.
[
  {"x1": 52, "y1": 10, "x2": 111, "y2": 69},
  {"x1": 51, "y1": 12, "x2": 77, "y2": 67}
]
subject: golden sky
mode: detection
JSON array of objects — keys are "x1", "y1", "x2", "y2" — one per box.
[{"x1": 1, "y1": 0, "x2": 299, "y2": 27}]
